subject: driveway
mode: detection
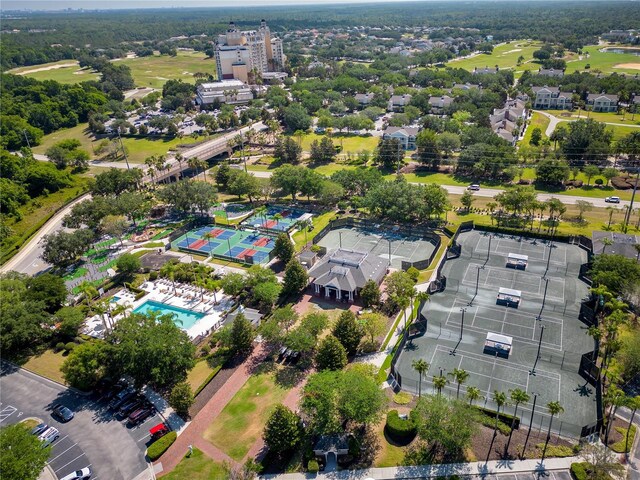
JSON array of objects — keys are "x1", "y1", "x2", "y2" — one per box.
[{"x1": 0, "y1": 364, "x2": 152, "y2": 480}]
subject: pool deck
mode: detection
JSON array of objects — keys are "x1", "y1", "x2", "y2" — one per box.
[{"x1": 82, "y1": 280, "x2": 233, "y2": 339}]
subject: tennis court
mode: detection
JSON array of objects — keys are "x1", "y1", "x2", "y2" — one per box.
[
  {"x1": 171, "y1": 225, "x2": 276, "y2": 264},
  {"x1": 241, "y1": 206, "x2": 310, "y2": 233},
  {"x1": 394, "y1": 230, "x2": 596, "y2": 438},
  {"x1": 316, "y1": 226, "x2": 437, "y2": 269}
]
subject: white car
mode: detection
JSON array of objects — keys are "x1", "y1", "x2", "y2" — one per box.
[
  {"x1": 39, "y1": 427, "x2": 59, "y2": 448},
  {"x1": 60, "y1": 467, "x2": 92, "y2": 480},
  {"x1": 605, "y1": 196, "x2": 621, "y2": 203},
  {"x1": 468, "y1": 184, "x2": 480, "y2": 191}
]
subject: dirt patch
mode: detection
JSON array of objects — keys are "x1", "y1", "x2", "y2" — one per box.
[{"x1": 614, "y1": 63, "x2": 640, "y2": 70}]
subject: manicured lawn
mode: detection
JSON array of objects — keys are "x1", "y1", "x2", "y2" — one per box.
[
  {"x1": 162, "y1": 448, "x2": 226, "y2": 480},
  {"x1": 374, "y1": 418, "x2": 408, "y2": 467},
  {"x1": 1, "y1": 174, "x2": 91, "y2": 265},
  {"x1": 22, "y1": 349, "x2": 67, "y2": 385},
  {"x1": 292, "y1": 210, "x2": 337, "y2": 249},
  {"x1": 186, "y1": 359, "x2": 217, "y2": 394},
  {"x1": 446, "y1": 41, "x2": 544, "y2": 75},
  {"x1": 33, "y1": 123, "x2": 204, "y2": 164},
  {"x1": 547, "y1": 109, "x2": 640, "y2": 126},
  {"x1": 520, "y1": 111, "x2": 550, "y2": 145},
  {"x1": 120, "y1": 51, "x2": 216, "y2": 89},
  {"x1": 552, "y1": 120, "x2": 638, "y2": 144},
  {"x1": 8, "y1": 60, "x2": 100, "y2": 84},
  {"x1": 203, "y1": 373, "x2": 288, "y2": 461},
  {"x1": 564, "y1": 45, "x2": 640, "y2": 75},
  {"x1": 289, "y1": 132, "x2": 378, "y2": 155}
]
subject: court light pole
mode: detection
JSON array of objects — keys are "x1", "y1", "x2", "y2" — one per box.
[
  {"x1": 521, "y1": 393, "x2": 538, "y2": 459},
  {"x1": 487, "y1": 234, "x2": 492, "y2": 262},
  {"x1": 537, "y1": 278, "x2": 550, "y2": 321},
  {"x1": 529, "y1": 324, "x2": 545, "y2": 376},
  {"x1": 450, "y1": 307, "x2": 466, "y2": 356},
  {"x1": 227, "y1": 237, "x2": 232, "y2": 256},
  {"x1": 544, "y1": 234, "x2": 554, "y2": 278}
]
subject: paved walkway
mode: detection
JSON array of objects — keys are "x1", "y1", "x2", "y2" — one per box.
[
  {"x1": 260, "y1": 456, "x2": 579, "y2": 479},
  {"x1": 156, "y1": 345, "x2": 267, "y2": 476}
]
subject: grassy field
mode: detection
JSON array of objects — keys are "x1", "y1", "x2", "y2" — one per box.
[
  {"x1": 547, "y1": 109, "x2": 640, "y2": 126},
  {"x1": 553, "y1": 120, "x2": 638, "y2": 142},
  {"x1": 21, "y1": 349, "x2": 67, "y2": 384},
  {"x1": 8, "y1": 60, "x2": 100, "y2": 84},
  {"x1": 119, "y1": 51, "x2": 216, "y2": 89},
  {"x1": 446, "y1": 41, "x2": 544, "y2": 76},
  {"x1": 162, "y1": 448, "x2": 226, "y2": 480},
  {"x1": 1, "y1": 174, "x2": 91, "y2": 265},
  {"x1": 203, "y1": 373, "x2": 288, "y2": 461},
  {"x1": 8, "y1": 51, "x2": 216, "y2": 89},
  {"x1": 520, "y1": 111, "x2": 550, "y2": 145},
  {"x1": 186, "y1": 359, "x2": 217, "y2": 394},
  {"x1": 292, "y1": 210, "x2": 337, "y2": 249},
  {"x1": 32, "y1": 123, "x2": 203, "y2": 164},
  {"x1": 564, "y1": 45, "x2": 640, "y2": 75},
  {"x1": 374, "y1": 420, "x2": 407, "y2": 468},
  {"x1": 289, "y1": 132, "x2": 379, "y2": 155}
]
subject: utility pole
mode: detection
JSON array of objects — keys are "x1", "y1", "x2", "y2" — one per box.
[
  {"x1": 623, "y1": 168, "x2": 639, "y2": 233},
  {"x1": 117, "y1": 130, "x2": 131, "y2": 170}
]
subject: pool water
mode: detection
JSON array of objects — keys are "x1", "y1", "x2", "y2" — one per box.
[{"x1": 133, "y1": 300, "x2": 204, "y2": 329}]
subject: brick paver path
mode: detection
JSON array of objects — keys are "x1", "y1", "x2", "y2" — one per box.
[{"x1": 157, "y1": 345, "x2": 267, "y2": 476}]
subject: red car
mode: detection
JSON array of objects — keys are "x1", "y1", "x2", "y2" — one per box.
[{"x1": 149, "y1": 423, "x2": 169, "y2": 440}]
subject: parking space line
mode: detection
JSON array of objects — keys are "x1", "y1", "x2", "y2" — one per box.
[
  {"x1": 49, "y1": 441, "x2": 78, "y2": 462},
  {"x1": 137, "y1": 433, "x2": 151, "y2": 442},
  {"x1": 54, "y1": 453, "x2": 87, "y2": 473},
  {"x1": 0, "y1": 405, "x2": 17, "y2": 423}
]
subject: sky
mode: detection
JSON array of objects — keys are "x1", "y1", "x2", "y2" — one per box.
[{"x1": 4, "y1": 0, "x2": 436, "y2": 9}]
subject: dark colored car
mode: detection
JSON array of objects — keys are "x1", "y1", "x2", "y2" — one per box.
[
  {"x1": 128, "y1": 405, "x2": 155, "y2": 426},
  {"x1": 52, "y1": 404, "x2": 75, "y2": 422},
  {"x1": 117, "y1": 398, "x2": 144, "y2": 419},
  {"x1": 108, "y1": 389, "x2": 135, "y2": 410}
]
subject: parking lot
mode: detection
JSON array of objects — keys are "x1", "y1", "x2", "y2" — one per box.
[{"x1": 0, "y1": 363, "x2": 155, "y2": 480}]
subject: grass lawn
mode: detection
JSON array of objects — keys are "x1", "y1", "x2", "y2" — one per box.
[
  {"x1": 292, "y1": 210, "x2": 337, "y2": 249},
  {"x1": 162, "y1": 448, "x2": 226, "y2": 480},
  {"x1": 32, "y1": 122, "x2": 204, "y2": 164},
  {"x1": 289, "y1": 132, "x2": 378, "y2": 155},
  {"x1": 120, "y1": 51, "x2": 216, "y2": 89},
  {"x1": 21, "y1": 349, "x2": 67, "y2": 385},
  {"x1": 8, "y1": 60, "x2": 100, "y2": 84},
  {"x1": 520, "y1": 111, "x2": 550, "y2": 145},
  {"x1": 203, "y1": 373, "x2": 288, "y2": 461},
  {"x1": 374, "y1": 419, "x2": 407, "y2": 467},
  {"x1": 1, "y1": 174, "x2": 91, "y2": 265},
  {"x1": 564, "y1": 45, "x2": 640, "y2": 75},
  {"x1": 186, "y1": 359, "x2": 217, "y2": 394},
  {"x1": 446, "y1": 41, "x2": 543, "y2": 75},
  {"x1": 547, "y1": 109, "x2": 640, "y2": 126},
  {"x1": 552, "y1": 120, "x2": 638, "y2": 143}
]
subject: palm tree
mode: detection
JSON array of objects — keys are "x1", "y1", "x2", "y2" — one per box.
[
  {"x1": 487, "y1": 202, "x2": 497, "y2": 225},
  {"x1": 541, "y1": 401, "x2": 564, "y2": 462},
  {"x1": 294, "y1": 129, "x2": 305, "y2": 147},
  {"x1": 448, "y1": 368, "x2": 469, "y2": 399},
  {"x1": 414, "y1": 291, "x2": 430, "y2": 322},
  {"x1": 273, "y1": 212, "x2": 283, "y2": 227},
  {"x1": 255, "y1": 205, "x2": 268, "y2": 228},
  {"x1": 92, "y1": 299, "x2": 112, "y2": 334},
  {"x1": 466, "y1": 386, "x2": 484, "y2": 406},
  {"x1": 433, "y1": 373, "x2": 448, "y2": 395},
  {"x1": 505, "y1": 388, "x2": 530, "y2": 455},
  {"x1": 175, "y1": 153, "x2": 185, "y2": 179},
  {"x1": 492, "y1": 390, "x2": 508, "y2": 433},
  {"x1": 602, "y1": 237, "x2": 614, "y2": 254},
  {"x1": 606, "y1": 206, "x2": 617, "y2": 229},
  {"x1": 203, "y1": 232, "x2": 215, "y2": 253},
  {"x1": 111, "y1": 303, "x2": 131, "y2": 323},
  {"x1": 625, "y1": 396, "x2": 640, "y2": 454},
  {"x1": 77, "y1": 280, "x2": 98, "y2": 311},
  {"x1": 412, "y1": 359, "x2": 430, "y2": 398},
  {"x1": 144, "y1": 156, "x2": 157, "y2": 185},
  {"x1": 604, "y1": 386, "x2": 626, "y2": 445}
]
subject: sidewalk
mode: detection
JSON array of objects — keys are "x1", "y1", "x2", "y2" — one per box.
[
  {"x1": 260, "y1": 456, "x2": 578, "y2": 479},
  {"x1": 155, "y1": 345, "x2": 267, "y2": 476}
]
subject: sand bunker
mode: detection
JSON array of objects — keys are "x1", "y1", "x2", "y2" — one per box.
[
  {"x1": 502, "y1": 49, "x2": 523, "y2": 54},
  {"x1": 14, "y1": 62, "x2": 78, "y2": 75},
  {"x1": 614, "y1": 63, "x2": 640, "y2": 70}
]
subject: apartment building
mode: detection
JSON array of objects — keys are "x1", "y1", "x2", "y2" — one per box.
[
  {"x1": 531, "y1": 86, "x2": 573, "y2": 110},
  {"x1": 490, "y1": 99, "x2": 526, "y2": 145},
  {"x1": 215, "y1": 20, "x2": 286, "y2": 83},
  {"x1": 195, "y1": 80, "x2": 253, "y2": 106},
  {"x1": 382, "y1": 126, "x2": 419, "y2": 150},
  {"x1": 586, "y1": 93, "x2": 619, "y2": 112}
]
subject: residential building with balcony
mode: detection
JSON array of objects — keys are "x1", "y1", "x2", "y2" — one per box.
[{"x1": 532, "y1": 86, "x2": 573, "y2": 110}]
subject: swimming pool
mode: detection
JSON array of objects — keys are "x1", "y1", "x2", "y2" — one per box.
[{"x1": 133, "y1": 300, "x2": 205, "y2": 330}]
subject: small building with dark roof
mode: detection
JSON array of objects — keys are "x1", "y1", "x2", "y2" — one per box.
[
  {"x1": 225, "y1": 306, "x2": 263, "y2": 327},
  {"x1": 592, "y1": 231, "x2": 640, "y2": 259},
  {"x1": 307, "y1": 248, "x2": 389, "y2": 302}
]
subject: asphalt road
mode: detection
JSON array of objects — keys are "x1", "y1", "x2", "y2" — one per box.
[{"x1": 0, "y1": 365, "x2": 153, "y2": 480}]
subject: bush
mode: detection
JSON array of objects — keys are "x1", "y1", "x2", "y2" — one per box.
[
  {"x1": 147, "y1": 431, "x2": 177, "y2": 461},
  {"x1": 134, "y1": 290, "x2": 147, "y2": 301},
  {"x1": 385, "y1": 409, "x2": 417, "y2": 442},
  {"x1": 477, "y1": 411, "x2": 512, "y2": 435},
  {"x1": 149, "y1": 271, "x2": 158, "y2": 281},
  {"x1": 64, "y1": 342, "x2": 76, "y2": 353},
  {"x1": 55, "y1": 342, "x2": 65, "y2": 352},
  {"x1": 406, "y1": 266, "x2": 419, "y2": 283},
  {"x1": 393, "y1": 392, "x2": 413, "y2": 405},
  {"x1": 536, "y1": 443, "x2": 574, "y2": 457},
  {"x1": 612, "y1": 424, "x2": 636, "y2": 453},
  {"x1": 307, "y1": 459, "x2": 319, "y2": 473},
  {"x1": 570, "y1": 462, "x2": 589, "y2": 480},
  {"x1": 476, "y1": 406, "x2": 520, "y2": 429}
]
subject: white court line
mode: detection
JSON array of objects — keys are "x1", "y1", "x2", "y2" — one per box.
[{"x1": 450, "y1": 296, "x2": 565, "y2": 326}]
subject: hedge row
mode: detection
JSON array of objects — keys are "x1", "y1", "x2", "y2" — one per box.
[
  {"x1": 476, "y1": 406, "x2": 520, "y2": 430},
  {"x1": 385, "y1": 409, "x2": 417, "y2": 441},
  {"x1": 147, "y1": 431, "x2": 177, "y2": 461},
  {"x1": 570, "y1": 462, "x2": 591, "y2": 480}
]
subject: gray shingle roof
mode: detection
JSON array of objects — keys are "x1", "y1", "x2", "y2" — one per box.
[{"x1": 307, "y1": 248, "x2": 388, "y2": 292}]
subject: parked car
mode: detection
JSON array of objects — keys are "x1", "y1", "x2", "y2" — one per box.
[
  {"x1": 109, "y1": 389, "x2": 135, "y2": 410},
  {"x1": 31, "y1": 423, "x2": 49, "y2": 435},
  {"x1": 52, "y1": 404, "x2": 74, "y2": 422},
  {"x1": 39, "y1": 427, "x2": 60, "y2": 448},
  {"x1": 149, "y1": 423, "x2": 170, "y2": 440},
  {"x1": 468, "y1": 184, "x2": 480, "y2": 191},
  {"x1": 605, "y1": 196, "x2": 621, "y2": 203},
  {"x1": 117, "y1": 398, "x2": 144, "y2": 419},
  {"x1": 128, "y1": 405, "x2": 155, "y2": 426},
  {"x1": 59, "y1": 467, "x2": 92, "y2": 480}
]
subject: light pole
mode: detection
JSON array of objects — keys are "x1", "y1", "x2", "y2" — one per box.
[
  {"x1": 530, "y1": 324, "x2": 545, "y2": 376},
  {"x1": 537, "y1": 278, "x2": 549, "y2": 321}
]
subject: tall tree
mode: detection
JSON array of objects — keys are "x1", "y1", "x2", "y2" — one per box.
[
  {"x1": 316, "y1": 335, "x2": 348, "y2": 371},
  {"x1": 505, "y1": 388, "x2": 530, "y2": 455},
  {"x1": 0, "y1": 423, "x2": 51, "y2": 480},
  {"x1": 264, "y1": 404, "x2": 301, "y2": 456},
  {"x1": 448, "y1": 368, "x2": 469, "y2": 399},
  {"x1": 412, "y1": 359, "x2": 430, "y2": 398},
  {"x1": 332, "y1": 310, "x2": 364, "y2": 356}
]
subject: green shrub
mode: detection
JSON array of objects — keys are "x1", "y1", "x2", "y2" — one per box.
[
  {"x1": 612, "y1": 425, "x2": 636, "y2": 453},
  {"x1": 536, "y1": 443, "x2": 574, "y2": 457},
  {"x1": 147, "y1": 431, "x2": 177, "y2": 461},
  {"x1": 393, "y1": 392, "x2": 413, "y2": 405},
  {"x1": 570, "y1": 462, "x2": 589, "y2": 480},
  {"x1": 477, "y1": 411, "x2": 511, "y2": 435},
  {"x1": 406, "y1": 266, "x2": 420, "y2": 283},
  {"x1": 385, "y1": 409, "x2": 417, "y2": 442},
  {"x1": 134, "y1": 290, "x2": 147, "y2": 301},
  {"x1": 476, "y1": 406, "x2": 520, "y2": 430},
  {"x1": 307, "y1": 459, "x2": 319, "y2": 473},
  {"x1": 55, "y1": 342, "x2": 65, "y2": 352},
  {"x1": 149, "y1": 271, "x2": 158, "y2": 281},
  {"x1": 64, "y1": 342, "x2": 76, "y2": 353}
]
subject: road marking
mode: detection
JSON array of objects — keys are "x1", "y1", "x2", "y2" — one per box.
[
  {"x1": 54, "y1": 453, "x2": 86, "y2": 473},
  {"x1": 137, "y1": 433, "x2": 151, "y2": 442},
  {"x1": 49, "y1": 441, "x2": 77, "y2": 462},
  {"x1": 0, "y1": 405, "x2": 17, "y2": 422}
]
